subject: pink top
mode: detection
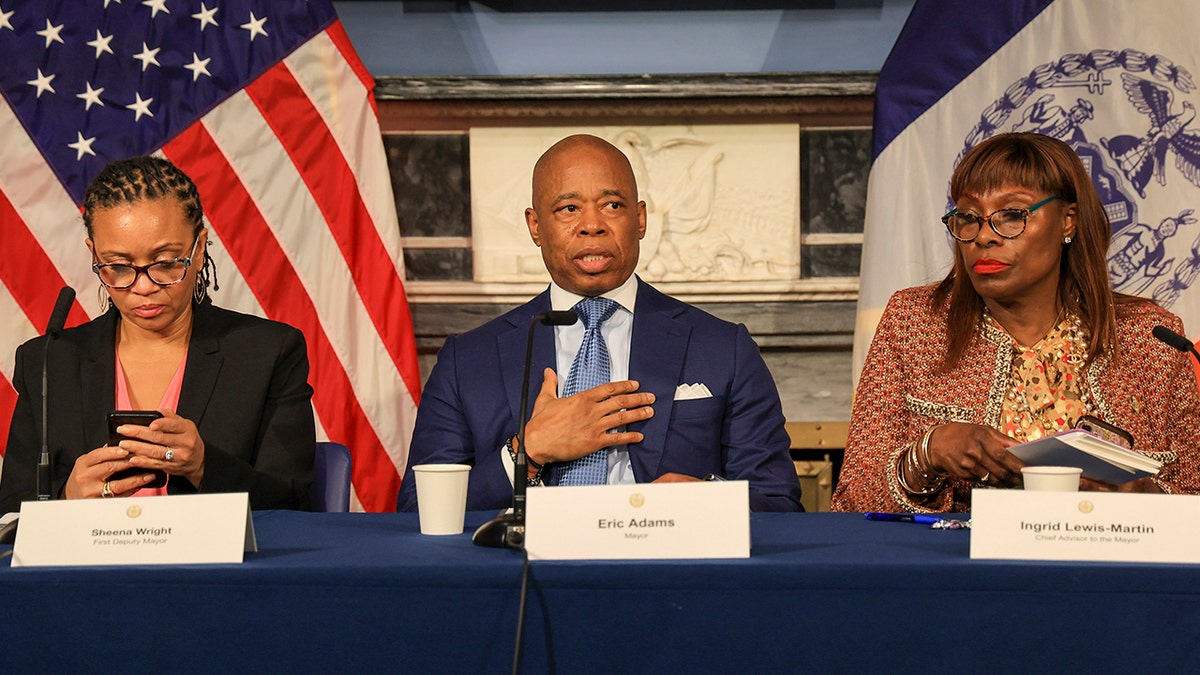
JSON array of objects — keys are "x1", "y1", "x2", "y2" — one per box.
[{"x1": 115, "y1": 349, "x2": 188, "y2": 497}]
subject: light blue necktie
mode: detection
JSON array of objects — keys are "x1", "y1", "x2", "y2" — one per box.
[{"x1": 554, "y1": 296, "x2": 620, "y2": 486}]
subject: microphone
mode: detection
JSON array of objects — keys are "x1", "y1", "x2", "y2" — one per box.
[
  {"x1": 7, "y1": 288, "x2": 77, "y2": 545},
  {"x1": 473, "y1": 309, "x2": 578, "y2": 548},
  {"x1": 38, "y1": 287, "x2": 75, "y2": 501},
  {"x1": 1152, "y1": 325, "x2": 1200, "y2": 364}
]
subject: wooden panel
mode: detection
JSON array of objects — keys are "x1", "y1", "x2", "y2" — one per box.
[
  {"x1": 788, "y1": 420, "x2": 847, "y2": 511},
  {"x1": 785, "y1": 420, "x2": 849, "y2": 450},
  {"x1": 794, "y1": 459, "x2": 833, "y2": 512}
]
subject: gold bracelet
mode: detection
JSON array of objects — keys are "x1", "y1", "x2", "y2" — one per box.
[
  {"x1": 898, "y1": 444, "x2": 944, "y2": 495},
  {"x1": 918, "y1": 426, "x2": 941, "y2": 477}
]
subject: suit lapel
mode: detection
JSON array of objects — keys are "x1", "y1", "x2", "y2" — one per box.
[
  {"x1": 177, "y1": 302, "x2": 222, "y2": 425},
  {"x1": 498, "y1": 292, "x2": 555, "y2": 433},
  {"x1": 627, "y1": 281, "x2": 689, "y2": 479},
  {"x1": 81, "y1": 310, "x2": 118, "y2": 449}
]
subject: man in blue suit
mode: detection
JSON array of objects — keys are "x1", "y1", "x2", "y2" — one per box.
[{"x1": 398, "y1": 134, "x2": 801, "y2": 512}]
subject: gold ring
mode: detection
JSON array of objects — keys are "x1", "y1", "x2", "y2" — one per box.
[
  {"x1": 101, "y1": 481, "x2": 114, "y2": 498},
  {"x1": 980, "y1": 472, "x2": 991, "y2": 484}
]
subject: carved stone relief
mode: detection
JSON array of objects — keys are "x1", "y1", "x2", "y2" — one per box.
[{"x1": 469, "y1": 125, "x2": 801, "y2": 288}]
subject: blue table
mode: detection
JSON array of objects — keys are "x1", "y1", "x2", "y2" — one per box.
[{"x1": 3, "y1": 511, "x2": 1199, "y2": 673}]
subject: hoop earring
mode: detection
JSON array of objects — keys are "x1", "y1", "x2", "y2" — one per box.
[
  {"x1": 97, "y1": 285, "x2": 111, "y2": 313},
  {"x1": 193, "y1": 277, "x2": 208, "y2": 304}
]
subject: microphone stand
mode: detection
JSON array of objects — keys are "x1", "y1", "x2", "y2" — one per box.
[
  {"x1": 38, "y1": 287, "x2": 76, "y2": 501},
  {"x1": 506, "y1": 316, "x2": 539, "y2": 548},
  {"x1": 473, "y1": 310, "x2": 577, "y2": 548},
  {"x1": 467, "y1": 309, "x2": 576, "y2": 675},
  {"x1": 3, "y1": 287, "x2": 74, "y2": 546}
]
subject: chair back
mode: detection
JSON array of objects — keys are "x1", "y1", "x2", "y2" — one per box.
[{"x1": 312, "y1": 441, "x2": 352, "y2": 512}]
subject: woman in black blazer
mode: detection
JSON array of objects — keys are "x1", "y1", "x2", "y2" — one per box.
[{"x1": 0, "y1": 157, "x2": 314, "y2": 512}]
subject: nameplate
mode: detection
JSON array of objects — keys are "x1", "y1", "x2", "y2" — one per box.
[
  {"x1": 971, "y1": 489, "x2": 1200, "y2": 564},
  {"x1": 524, "y1": 481, "x2": 750, "y2": 560},
  {"x1": 11, "y1": 493, "x2": 257, "y2": 567}
]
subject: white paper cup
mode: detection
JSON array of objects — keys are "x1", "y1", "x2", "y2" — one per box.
[
  {"x1": 412, "y1": 464, "x2": 471, "y2": 535},
  {"x1": 1021, "y1": 466, "x2": 1083, "y2": 492}
]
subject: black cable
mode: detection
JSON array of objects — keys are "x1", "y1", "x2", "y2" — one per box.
[{"x1": 512, "y1": 545, "x2": 531, "y2": 675}]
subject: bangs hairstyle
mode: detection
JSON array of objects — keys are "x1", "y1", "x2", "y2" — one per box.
[{"x1": 933, "y1": 132, "x2": 1125, "y2": 371}]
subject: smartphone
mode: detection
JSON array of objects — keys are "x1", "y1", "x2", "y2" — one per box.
[
  {"x1": 107, "y1": 410, "x2": 168, "y2": 488},
  {"x1": 1075, "y1": 414, "x2": 1134, "y2": 450}
]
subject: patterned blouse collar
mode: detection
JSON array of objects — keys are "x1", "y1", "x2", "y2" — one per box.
[{"x1": 981, "y1": 308, "x2": 1096, "y2": 441}]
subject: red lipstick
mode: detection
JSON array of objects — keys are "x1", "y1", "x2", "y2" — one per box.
[{"x1": 972, "y1": 259, "x2": 1010, "y2": 274}]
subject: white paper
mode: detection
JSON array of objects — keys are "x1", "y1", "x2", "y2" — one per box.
[
  {"x1": 12, "y1": 493, "x2": 256, "y2": 567},
  {"x1": 971, "y1": 489, "x2": 1200, "y2": 564},
  {"x1": 524, "y1": 480, "x2": 749, "y2": 560}
]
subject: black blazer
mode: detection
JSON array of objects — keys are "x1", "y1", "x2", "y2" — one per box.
[{"x1": 0, "y1": 301, "x2": 315, "y2": 512}]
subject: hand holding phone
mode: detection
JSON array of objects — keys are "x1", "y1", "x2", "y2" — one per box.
[{"x1": 107, "y1": 410, "x2": 168, "y2": 488}]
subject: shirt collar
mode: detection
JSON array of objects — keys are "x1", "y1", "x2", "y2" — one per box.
[{"x1": 549, "y1": 274, "x2": 638, "y2": 314}]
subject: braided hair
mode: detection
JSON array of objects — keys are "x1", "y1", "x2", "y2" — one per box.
[{"x1": 83, "y1": 156, "x2": 219, "y2": 301}]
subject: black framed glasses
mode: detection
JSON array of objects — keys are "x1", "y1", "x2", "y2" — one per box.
[
  {"x1": 92, "y1": 237, "x2": 200, "y2": 289},
  {"x1": 941, "y1": 195, "x2": 1064, "y2": 242}
]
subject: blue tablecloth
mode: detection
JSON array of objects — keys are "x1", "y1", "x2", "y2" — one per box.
[{"x1": 3, "y1": 511, "x2": 1199, "y2": 672}]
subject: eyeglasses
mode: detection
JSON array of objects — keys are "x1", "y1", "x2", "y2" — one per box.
[
  {"x1": 92, "y1": 237, "x2": 200, "y2": 289},
  {"x1": 941, "y1": 195, "x2": 1064, "y2": 242}
]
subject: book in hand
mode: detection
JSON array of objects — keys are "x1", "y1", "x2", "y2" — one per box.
[{"x1": 1008, "y1": 429, "x2": 1162, "y2": 486}]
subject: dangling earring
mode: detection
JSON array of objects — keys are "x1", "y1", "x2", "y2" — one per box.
[
  {"x1": 193, "y1": 276, "x2": 208, "y2": 304},
  {"x1": 97, "y1": 285, "x2": 111, "y2": 312},
  {"x1": 1063, "y1": 236, "x2": 1073, "y2": 244},
  {"x1": 193, "y1": 248, "x2": 213, "y2": 304}
]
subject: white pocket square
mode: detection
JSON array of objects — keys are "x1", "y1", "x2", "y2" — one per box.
[{"x1": 674, "y1": 383, "x2": 713, "y2": 401}]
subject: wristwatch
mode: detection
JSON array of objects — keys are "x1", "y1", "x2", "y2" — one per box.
[{"x1": 505, "y1": 436, "x2": 544, "y2": 486}]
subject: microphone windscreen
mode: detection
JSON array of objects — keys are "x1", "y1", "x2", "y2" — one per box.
[
  {"x1": 1152, "y1": 325, "x2": 1195, "y2": 353},
  {"x1": 540, "y1": 310, "x2": 579, "y2": 326},
  {"x1": 46, "y1": 286, "x2": 76, "y2": 336}
]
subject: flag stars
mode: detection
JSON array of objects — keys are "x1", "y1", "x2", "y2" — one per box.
[
  {"x1": 68, "y1": 132, "x2": 97, "y2": 161},
  {"x1": 36, "y1": 19, "x2": 64, "y2": 48},
  {"x1": 184, "y1": 53, "x2": 212, "y2": 82},
  {"x1": 126, "y1": 92, "x2": 154, "y2": 121},
  {"x1": 77, "y1": 82, "x2": 105, "y2": 110},
  {"x1": 192, "y1": 3, "x2": 219, "y2": 31},
  {"x1": 241, "y1": 12, "x2": 268, "y2": 41},
  {"x1": 134, "y1": 42, "x2": 161, "y2": 71},
  {"x1": 87, "y1": 30, "x2": 114, "y2": 59},
  {"x1": 142, "y1": 0, "x2": 169, "y2": 18},
  {"x1": 0, "y1": 8, "x2": 14, "y2": 33},
  {"x1": 26, "y1": 69, "x2": 55, "y2": 98},
  {"x1": 104, "y1": 0, "x2": 123, "y2": 7}
]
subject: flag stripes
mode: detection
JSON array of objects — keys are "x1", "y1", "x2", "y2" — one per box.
[
  {"x1": 0, "y1": 2, "x2": 418, "y2": 512},
  {"x1": 164, "y1": 120, "x2": 400, "y2": 512}
]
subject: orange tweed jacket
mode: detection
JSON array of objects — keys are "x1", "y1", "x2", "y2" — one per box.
[{"x1": 832, "y1": 285, "x2": 1200, "y2": 513}]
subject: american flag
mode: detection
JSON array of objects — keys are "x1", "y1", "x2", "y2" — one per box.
[{"x1": 0, "y1": 0, "x2": 420, "y2": 512}]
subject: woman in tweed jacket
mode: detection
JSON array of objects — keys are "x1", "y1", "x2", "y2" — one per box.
[{"x1": 833, "y1": 133, "x2": 1200, "y2": 513}]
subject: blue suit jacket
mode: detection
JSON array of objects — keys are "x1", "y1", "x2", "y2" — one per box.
[{"x1": 398, "y1": 280, "x2": 801, "y2": 512}]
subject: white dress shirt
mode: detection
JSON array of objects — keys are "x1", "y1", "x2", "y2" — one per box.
[{"x1": 504, "y1": 275, "x2": 639, "y2": 486}]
